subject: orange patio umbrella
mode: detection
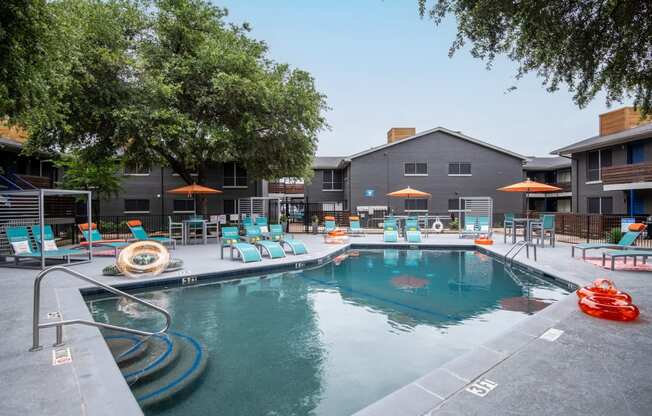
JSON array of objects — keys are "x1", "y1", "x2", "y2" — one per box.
[
  {"x1": 497, "y1": 178, "x2": 562, "y2": 216},
  {"x1": 387, "y1": 186, "x2": 431, "y2": 198},
  {"x1": 167, "y1": 183, "x2": 222, "y2": 197}
]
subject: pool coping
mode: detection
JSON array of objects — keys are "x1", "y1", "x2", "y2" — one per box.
[{"x1": 65, "y1": 241, "x2": 583, "y2": 416}]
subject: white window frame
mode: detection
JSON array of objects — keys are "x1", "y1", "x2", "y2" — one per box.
[
  {"x1": 322, "y1": 169, "x2": 343, "y2": 191},
  {"x1": 123, "y1": 166, "x2": 151, "y2": 176},
  {"x1": 404, "y1": 162, "x2": 428, "y2": 177},
  {"x1": 223, "y1": 162, "x2": 248, "y2": 189},
  {"x1": 586, "y1": 149, "x2": 612, "y2": 184},
  {"x1": 448, "y1": 162, "x2": 472, "y2": 177},
  {"x1": 123, "y1": 199, "x2": 150, "y2": 214}
]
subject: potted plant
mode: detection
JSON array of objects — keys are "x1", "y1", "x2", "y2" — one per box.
[
  {"x1": 280, "y1": 214, "x2": 289, "y2": 232},
  {"x1": 311, "y1": 215, "x2": 320, "y2": 234}
]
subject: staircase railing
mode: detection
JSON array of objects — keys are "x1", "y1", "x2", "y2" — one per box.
[{"x1": 30, "y1": 265, "x2": 172, "y2": 351}]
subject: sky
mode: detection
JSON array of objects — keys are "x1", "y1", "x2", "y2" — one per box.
[{"x1": 217, "y1": 0, "x2": 617, "y2": 158}]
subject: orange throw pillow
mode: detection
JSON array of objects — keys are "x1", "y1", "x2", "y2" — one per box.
[
  {"x1": 629, "y1": 223, "x2": 646, "y2": 232},
  {"x1": 127, "y1": 220, "x2": 142, "y2": 227}
]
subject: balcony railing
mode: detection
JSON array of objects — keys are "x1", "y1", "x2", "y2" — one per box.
[
  {"x1": 269, "y1": 182, "x2": 304, "y2": 194},
  {"x1": 602, "y1": 162, "x2": 652, "y2": 185},
  {"x1": 14, "y1": 174, "x2": 53, "y2": 189}
]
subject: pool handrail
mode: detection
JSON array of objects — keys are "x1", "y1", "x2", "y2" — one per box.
[{"x1": 30, "y1": 265, "x2": 171, "y2": 352}]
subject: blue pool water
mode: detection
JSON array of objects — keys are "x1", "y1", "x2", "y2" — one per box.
[{"x1": 88, "y1": 249, "x2": 570, "y2": 415}]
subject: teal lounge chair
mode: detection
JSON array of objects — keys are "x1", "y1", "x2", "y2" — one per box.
[
  {"x1": 255, "y1": 216, "x2": 268, "y2": 227},
  {"x1": 383, "y1": 219, "x2": 398, "y2": 242},
  {"x1": 244, "y1": 225, "x2": 285, "y2": 259},
  {"x1": 7, "y1": 226, "x2": 86, "y2": 264},
  {"x1": 78, "y1": 223, "x2": 129, "y2": 257},
  {"x1": 602, "y1": 249, "x2": 652, "y2": 271},
  {"x1": 572, "y1": 231, "x2": 641, "y2": 260},
  {"x1": 324, "y1": 216, "x2": 337, "y2": 233},
  {"x1": 242, "y1": 216, "x2": 254, "y2": 227},
  {"x1": 460, "y1": 215, "x2": 490, "y2": 238},
  {"x1": 348, "y1": 216, "x2": 365, "y2": 236},
  {"x1": 220, "y1": 226, "x2": 261, "y2": 263},
  {"x1": 404, "y1": 218, "x2": 422, "y2": 243},
  {"x1": 267, "y1": 224, "x2": 308, "y2": 255},
  {"x1": 127, "y1": 220, "x2": 176, "y2": 249}
]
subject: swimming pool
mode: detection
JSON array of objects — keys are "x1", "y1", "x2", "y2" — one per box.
[{"x1": 88, "y1": 249, "x2": 570, "y2": 415}]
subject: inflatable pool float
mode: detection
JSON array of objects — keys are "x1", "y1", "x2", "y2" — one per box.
[
  {"x1": 576, "y1": 278, "x2": 632, "y2": 303},
  {"x1": 103, "y1": 258, "x2": 183, "y2": 276},
  {"x1": 325, "y1": 229, "x2": 349, "y2": 244},
  {"x1": 579, "y1": 296, "x2": 640, "y2": 321},
  {"x1": 349, "y1": 250, "x2": 360, "y2": 257},
  {"x1": 116, "y1": 241, "x2": 171, "y2": 278},
  {"x1": 474, "y1": 237, "x2": 493, "y2": 245},
  {"x1": 576, "y1": 278, "x2": 639, "y2": 321}
]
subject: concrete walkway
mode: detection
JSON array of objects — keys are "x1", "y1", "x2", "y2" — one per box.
[{"x1": 0, "y1": 233, "x2": 650, "y2": 416}]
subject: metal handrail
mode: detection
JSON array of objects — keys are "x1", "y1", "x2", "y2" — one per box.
[
  {"x1": 504, "y1": 240, "x2": 537, "y2": 265},
  {"x1": 30, "y1": 265, "x2": 171, "y2": 352}
]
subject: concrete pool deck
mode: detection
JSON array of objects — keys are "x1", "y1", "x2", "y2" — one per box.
[{"x1": 0, "y1": 233, "x2": 650, "y2": 415}]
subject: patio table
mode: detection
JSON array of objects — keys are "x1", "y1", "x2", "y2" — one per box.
[
  {"x1": 183, "y1": 219, "x2": 207, "y2": 245},
  {"x1": 510, "y1": 218, "x2": 536, "y2": 244}
]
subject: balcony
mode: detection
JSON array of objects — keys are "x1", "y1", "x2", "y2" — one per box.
[
  {"x1": 14, "y1": 174, "x2": 54, "y2": 189},
  {"x1": 268, "y1": 182, "x2": 304, "y2": 195},
  {"x1": 602, "y1": 162, "x2": 652, "y2": 191},
  {"x1": 527, "y1": 181, "x2": 571, "y2": 198}
]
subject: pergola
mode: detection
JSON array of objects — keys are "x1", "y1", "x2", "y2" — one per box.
[{"x1": 0, "y1": 189, "x2": 93, "y2": 269}]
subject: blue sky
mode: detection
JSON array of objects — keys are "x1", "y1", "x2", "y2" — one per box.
[{"x1": 218, "y1": 0, "x2": 616, "y2": 157}]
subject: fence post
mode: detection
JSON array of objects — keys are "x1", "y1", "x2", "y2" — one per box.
[{"x1": 586, "y1": 215, "x2": 590, "y2": 243}]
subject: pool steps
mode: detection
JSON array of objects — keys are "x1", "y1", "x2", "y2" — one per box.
[{"x1": 105, "y1": 332, "x2": 208, "y2": 409}]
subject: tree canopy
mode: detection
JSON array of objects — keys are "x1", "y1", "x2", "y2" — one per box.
[
  {"x1": 418, "y1": 0, "x2": 652, "y2": 114},
  {"x1": 5, "y1": 0, "x2": 327, "y2": 184}
]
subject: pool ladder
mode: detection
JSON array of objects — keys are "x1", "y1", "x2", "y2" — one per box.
[
  {"x1": 504, "y1": 240, "x2": 537, "y2": 266},
  {"x1": 29, "y1": 265, "x2": 171, "y2": 352}
]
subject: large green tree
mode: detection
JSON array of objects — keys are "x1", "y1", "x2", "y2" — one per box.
[
  {"x1": 24, "y1": 0, "x2": 327, "y2": 185},
  {"x1": 418, "y1": 0, "x2": 652, "y2": 114}
]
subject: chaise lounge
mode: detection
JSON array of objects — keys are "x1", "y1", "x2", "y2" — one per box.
[
  {"x1": 220, "y1": 226, "x2": 261, "y2": 262},
  {"x1": 572, "y1": 230, "x2": 642, "y2": 260}
]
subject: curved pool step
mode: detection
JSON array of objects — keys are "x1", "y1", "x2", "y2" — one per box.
[
  {"x1": 120, "y1": 334, "x2": 178, "y2": 385},
  {"x1": 105, "y1": 334, "x2": 149, "y2": 366},
  {"x1": 131, "y1": 332, "x2": 208, "y2": 409}
]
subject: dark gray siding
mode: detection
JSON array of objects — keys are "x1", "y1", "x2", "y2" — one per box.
[
  {"x1": 99, "y1": 164, "x2": 264, "y2": 216},
  {"x1": 347, "y1": 130, "x2": 523, "y2": 214},
  {"x1": 304, "y1": 168, "x2": 346, "y2": 206}
]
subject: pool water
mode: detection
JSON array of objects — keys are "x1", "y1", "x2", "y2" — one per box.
[{"x1": 88, "y1": 249, "x2": 570, "y2": 415}]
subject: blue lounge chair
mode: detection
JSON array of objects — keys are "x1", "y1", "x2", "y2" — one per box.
[
  {"x1": 78, "y1": 223, "x2": 129, "y2": 257},
  {"x1": 404, "y1": 218, "x2": 422, "y2": 243},
  {"x1": 348, "y1": 216, "x2": 365, "y2": 236},
  {"x1": 127, "y1": 220, "x2": 176, "y2": 249},
  {"x1": 267, "y1": 224, "x2": 308, "y2": 255},
  {"x1": 255, "y1": 216, "x2": 268, "y2": 227},
  {"x1": 460, "y1": 215, "x2": 491, "y2": 238},
  {"x1": 242, "y1": 216, "x2": 254, "y2": 227},
  {"x1": 7, "y1": 226, "x2": 86, "y2": 264},
  {"x1": 572, "y1": 231, "x2": 641, "y2": 260},
  {"x1": 602, "y1": 249, "x2": 652, "y2": 271},
  {"x1": 220, "y1": 226, "x2": 261, "y2": 263},
  {"x1": 324, "y1": 216, "x2": 337, "y2": 233},
  {"x1": 244, "y1": 226, "x2": 285, "y2": 259},
  {"x1": 383, "y1": 219, "x2": 398, "y2": 242}
]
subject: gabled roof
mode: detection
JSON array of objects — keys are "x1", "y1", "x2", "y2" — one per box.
[
  {"x1": 552, "y1": 122, "x2": 652, "y2": 156},
  {"x1": 523, "y1": 157, "x2": 571, "y2": 171},
  {"x1": 312, "y1": 156, "x2": 347, "y2": 169},
  {"x1": 345, "y1": 127, "x2": 527, "y2": 161}
]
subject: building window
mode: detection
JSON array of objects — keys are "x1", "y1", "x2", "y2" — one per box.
[
  {"x1": 405, "y1": 199, "x2": 428, "y2": 211},
  {"x1": 124, "y1": 199, "x2": 150, "y2": 213},
  {"x1": 322, "y1": 201, "x2": 344, "y2": 211},
  {"x1": 173, "y1": 199, "x2": 195, "y2": 213},
  {"x1": 447, "y1": 198, "x2": 465, "y2": 211},
  {"x1": 223, "y1": 199, "x2": 236, "y2": 214},
  {"x1": 123, "y1": 164, "x2": 150, "y2": 176},
  {"x1": 448, "y1": 162, "x2": 472, "y2": 176},
  {"x1": 586, "y1": 149, "x2": 612, "y2": 182},
  {"x1": 224, "y1": 162, "x2": 248, "y2": 188},
  {"x1": 404, "y1": 162, "x2": 428, "y2": 176},
  {"x1": 557, "y1": 169, "x2": 571, "y2": 184},
  {"x1": 322, "y1": 169, "x2": 343, "y2": 191},
  {"x1": 587, "y1": 197, "x2": 613, "y2": 214}
]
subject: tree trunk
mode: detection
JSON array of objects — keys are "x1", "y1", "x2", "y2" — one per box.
[{"x1": 197, "y1": 164, "x2": 208, "y2": 216}]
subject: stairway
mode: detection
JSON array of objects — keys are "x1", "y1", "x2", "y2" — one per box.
[{"x1": 105, "y1": 331, "x2": 208, "y2": 409}]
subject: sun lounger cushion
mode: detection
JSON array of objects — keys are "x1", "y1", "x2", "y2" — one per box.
[{"x1": 628, "y1": 223, "x2": 646, "y2": 232}]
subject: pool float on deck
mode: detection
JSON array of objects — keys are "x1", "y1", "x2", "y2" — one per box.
[
  {"x1": 577, "y1": 278, "x2": 639, "y2": 321},
  {"x1": 115, "y1": 241, "x2": 171, "y2": 278},
  {"x1": 576, "y1": 278, "x2": 632, "y2": 303},
  {"x1": 474, "y1": 236, "x2": 493, "y2": 245},
  {"x1": 325, "y1": 229, "x2": 349, "y2": 244}
]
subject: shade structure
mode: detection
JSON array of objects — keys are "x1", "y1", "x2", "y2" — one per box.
[
  {"x1": 167, "y1": 183, "x2": 222, "y2": 197},
  {"x1": 387, "y1": 186, "x2": 431, "y2": 198},
  {"x1": 497, "y1": 179, "x2": 562, "y2": 193}
]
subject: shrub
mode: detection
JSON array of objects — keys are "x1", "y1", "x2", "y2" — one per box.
[{"x1": 606, "y1": 228, "x2": 624, "y2": 244}]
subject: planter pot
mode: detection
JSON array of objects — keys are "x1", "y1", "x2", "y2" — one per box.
[{"x1": 312, "y1": 224, "x2": 319, "y2": 234}]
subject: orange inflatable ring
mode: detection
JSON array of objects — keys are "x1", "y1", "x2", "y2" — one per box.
[
  {"x1": 475, "y1": 238, "x2": 493, "y2": 245},
  {"x1": 579, "y1": 295, "x2": 640, "y2": 321},
  {"x1": 576, "y1": 278, "x2": 632, "y2": 303},
  {"x1": 328, "y1": 230, "x2": 346, "y2": 237}
]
